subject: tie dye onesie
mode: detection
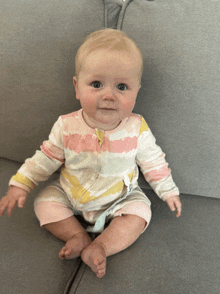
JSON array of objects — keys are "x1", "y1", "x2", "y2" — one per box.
[{"x1": 9, "y1": 109, "x2": 179, "y2": 231}]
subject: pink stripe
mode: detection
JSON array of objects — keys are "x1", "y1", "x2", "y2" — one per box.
[
  {"x1": 144, "y1": 166, "x2": 171, "y2": 183},
  {"x1": 102, "y1": 136, "x2": 138, "y2": 153},
  {"x1": 64, "y1": 133, "x2": 138, "y2": 154},
  {"x1": 41, "y1": 143, "x2": 65, "y2": 163},
  {"x1": 63, "y1": 133, "x2": 100, "y2": 153}
]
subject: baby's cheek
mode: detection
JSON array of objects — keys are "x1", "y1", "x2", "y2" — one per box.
[
  {"x1": 81, "y1": 93, "x2": 97, "y2": 108},
  {"x1": 122, "y1": 100, "x2": 136, "y2": 113}
]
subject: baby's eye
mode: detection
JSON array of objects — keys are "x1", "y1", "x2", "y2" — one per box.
[
  {"x1": 117, "y1": 83, "x2": 127, "y2": 91},
  {"x1": 91, "y1": 81, "x2": 103, "y2": 88}
]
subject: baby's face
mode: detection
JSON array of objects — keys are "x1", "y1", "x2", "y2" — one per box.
[{"x1": 73, "y1": 49, "x2": 141, "y2": 131}]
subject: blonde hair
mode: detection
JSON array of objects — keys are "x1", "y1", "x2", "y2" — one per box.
[{"x1": 75, "y1": 29, "x2": 143, "y2": 80}]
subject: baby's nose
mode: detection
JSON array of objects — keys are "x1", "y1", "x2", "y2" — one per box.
[{"x1": 102, "y1": 89, "x2": 116, "y2": 101}]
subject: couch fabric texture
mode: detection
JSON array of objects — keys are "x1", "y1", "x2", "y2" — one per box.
[{"x1": 1, "y1": 0, "x2": 220, "y2": 293}]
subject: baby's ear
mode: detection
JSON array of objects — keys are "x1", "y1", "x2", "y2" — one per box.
[
  {"x1": 73, "y1": 76, "x2": 77, "y2": 87},
  {"x1": 73, "y1": 77, "x2": 79, "y2": 100}
]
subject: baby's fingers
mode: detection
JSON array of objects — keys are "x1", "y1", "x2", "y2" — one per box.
[
  {"x1": 7, "y1": 198, "x2": 18, "y2": 216},
  {"x1": 175, "y1": 200, "x2": 182, "y2": 217},
  {"x1": 17, "y1": 196, "x2": 27, "y2": 208},
  {"x1": 0, "y1": 197, "x2": 16, "y2": 216},
  {"x1": 0, "y1": 197, "x2": 9, "y2": 216},
  {"x1": 165, "y1": 196, "x2": 182, "y2": 217},
  {"x1": 167, "y1": 200, "x2": 175, "y2": 212}
]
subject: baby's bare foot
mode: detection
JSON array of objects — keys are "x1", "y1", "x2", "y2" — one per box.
[
  {"x1": 81, "y1": 242, "x2": 107, "y2": 278},
  {"x1": 59, "y1": 232, "x2": 92, "y2": 260}
]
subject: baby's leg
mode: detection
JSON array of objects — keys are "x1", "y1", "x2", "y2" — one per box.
[
  {"x1": 35, "y1": 183, "x2": 92, "y2": 260},
  {"x1": 44, "y1": 216, "x2": 92, "y2": 260},
  {"x1": 81, "y1": 214, "x2": 146, "y2": 278}
]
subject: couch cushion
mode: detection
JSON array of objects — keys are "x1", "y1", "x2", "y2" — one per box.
[
  {"x1": 0, "y1": 158, "x2": 81, "y2": 294},
  {"x1": 0, "y1": 0, "x2": 104, "y2": 163},
  {"x1": 118, "y1": 0, "x2": 220, "y2": 198},
  {"x1": 69, "y1": 192, "x2": 220, "y2": 294}
]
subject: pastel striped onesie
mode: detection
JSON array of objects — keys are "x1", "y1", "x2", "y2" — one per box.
[{"x1": 9, "y1": 109, "x2": 179, "y2": 232}]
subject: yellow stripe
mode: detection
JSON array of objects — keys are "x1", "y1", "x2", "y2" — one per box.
[
  {"x1": 96, "y1": 129, "x2": 104, "y2": 146},
  {"x1": 100, "y1": 170, "x2": 134, "y2": 199},
  {"x1": 61, "y1": 168, "x2": 90, "y2": 201},
  {"x1": 11, "y1": 173, "x2": 35, "y2": 190},
  {"x1": 62, "y1": 168, "x2": 135, "y2": 204},
  {"x1": 139, "y1": 116, "x2": 149, "y2": 136},
  {"x1": 100, "y1": 181, "x2": 124, "y2": 199}
]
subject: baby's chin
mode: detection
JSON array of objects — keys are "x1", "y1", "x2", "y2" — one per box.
[{"x1": 94, "y1": 117, "x2": 122, "y2": 131}]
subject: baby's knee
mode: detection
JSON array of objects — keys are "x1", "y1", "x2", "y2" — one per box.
[
  {"x1": 113, "y1": 201, "x2": 152, "y2": 233},
  {"x1": 114, "y1": 214, "x2": 146, "y2": 236},
  {"x1": 124, "y1": 214, "x2": 147, "y2": 231}
]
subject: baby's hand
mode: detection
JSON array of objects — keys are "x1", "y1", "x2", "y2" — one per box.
[
  {"x1": 0, "y1": 186, "x2": 28, "y2": 216},
  {"x1": 165, "y1": 195, "x2": 182, "y2": 217}
]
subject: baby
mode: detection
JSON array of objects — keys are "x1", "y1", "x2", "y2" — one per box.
[{"x1": 0, "y1": 29, "x2": 181, "y2": 278}]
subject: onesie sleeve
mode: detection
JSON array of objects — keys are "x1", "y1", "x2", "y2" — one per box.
[
  {"x1": 9, "y1": 116, "x2": 65, "y2": 192},
  {"x1": 136, "y1": 117, "x2": 179, "y2": 200}
]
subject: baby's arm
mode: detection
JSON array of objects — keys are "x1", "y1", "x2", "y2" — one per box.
[
  {"x1": 0, "y1": 117, "x2": 65, "y2": 217},
  {"x1": 0, "y1": 186, "x2": 28, "y2": 216},
  {"x1": 136, "y1": 117, "x2": 181, "y2": 216}
]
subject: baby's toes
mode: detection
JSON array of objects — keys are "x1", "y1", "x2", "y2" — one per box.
[
  {"x1": 96, "y1": 263, "x2": 106, "y2": 278},
  {"x1": 97, "y1": 267, "x2": 106, "y2": 278},
  {"x1": 64, "y1": 249, "x2": 75, "y2": 259},
  {"x1": 93, "y1": 256, "x2": 106, "y2": 278},
  {"x1": 59, "y1": 246, "x2": 67, "y2": 260}
]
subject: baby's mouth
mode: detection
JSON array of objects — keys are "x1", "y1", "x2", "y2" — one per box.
[{"x1": 99, "y1": 107, "x2": 116, "y2": 111}]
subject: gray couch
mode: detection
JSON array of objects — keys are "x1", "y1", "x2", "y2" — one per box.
[{"x1": 1, "y1": 1, "x2": 220, "y2": 293}]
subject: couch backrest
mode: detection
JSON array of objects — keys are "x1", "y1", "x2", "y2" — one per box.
[
  {"x1": 120, "y1": 0, "x2": 220, "y2": 198},
  {"x1": 1, "y1": 0, "x2": 105, "y2": 161},
  {"x1": 1, "y1": 0, "x2": 219, "y2": 198}
]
